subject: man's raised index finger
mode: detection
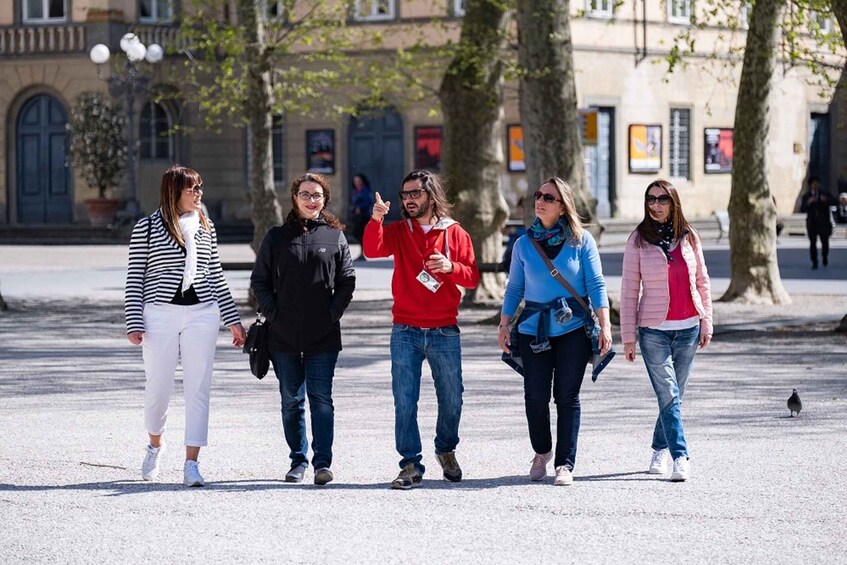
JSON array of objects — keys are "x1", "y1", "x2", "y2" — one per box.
[{"x1": 375, "y1": 192, "x2": 383, "y2": 204}]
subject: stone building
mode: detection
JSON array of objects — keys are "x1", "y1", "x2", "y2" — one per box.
[{"x1": 0, "y1": 0, "x2": 841, "y2": 233}]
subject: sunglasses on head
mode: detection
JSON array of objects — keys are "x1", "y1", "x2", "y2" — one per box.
[
  {"x1": 645, "y1": 195, "x2": 672, "y2": 205},
  {"x1": 533, "y1": 191, "x2": 562, "y2": 204}
]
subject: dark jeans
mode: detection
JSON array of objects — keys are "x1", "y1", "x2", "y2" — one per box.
[
  {"x1": 807, "y1": 225, "x2": 831, "y2": 267},
  {"x1": 518, "y1": 328, "x2": 592, "y2": 470},
  {"x1": 270, "y1": 350, "x2": 339, "y2": 470}
]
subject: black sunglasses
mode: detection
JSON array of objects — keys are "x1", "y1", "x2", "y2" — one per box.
[
  {"x1": 645, "y1": 195, "x2": 672, "y2": 205},
  {"x1": 533, "y1": 191, "x2": 562, "y2": 204}
]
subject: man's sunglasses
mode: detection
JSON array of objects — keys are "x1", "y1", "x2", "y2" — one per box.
[{"x1": 399, "y1": 189, "x2": 426, "y2": 200}]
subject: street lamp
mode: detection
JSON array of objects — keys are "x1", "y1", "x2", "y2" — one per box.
[{"x1": 90, "y1": 33, "x2": 163, "y2": 219}]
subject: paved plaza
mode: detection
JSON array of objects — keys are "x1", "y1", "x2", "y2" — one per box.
[{"x1": 0, "y1": 244, "x2": 846, "y2": 563}]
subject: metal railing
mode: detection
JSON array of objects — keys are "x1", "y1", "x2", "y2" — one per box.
[
  {"x1": 0, "y1": 25, "x2": 86, "y2": 56},
  {"x1": 130, "y1": 25, "x2": 186, "y2": 54}
]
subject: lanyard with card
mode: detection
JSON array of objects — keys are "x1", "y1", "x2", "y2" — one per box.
[{"x1": 408, "y1": 226, "x2": 446, "y2": 293}]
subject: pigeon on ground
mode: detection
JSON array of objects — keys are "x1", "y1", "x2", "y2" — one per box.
[{"x1": 787, "y1": 389, "x2": 802, "y2": 417}]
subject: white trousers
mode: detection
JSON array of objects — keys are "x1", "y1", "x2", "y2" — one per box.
[{"x1": 142, "y1": 303, "x2": 220, "y2": 447}]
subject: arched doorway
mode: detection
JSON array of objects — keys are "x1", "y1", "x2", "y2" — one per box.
[
  {"x1": 348, "y1": 108, "x2": 404, "y2": 222},
  {"x1": 16, "y1": 94, "x2": 72, "y2": 223}
]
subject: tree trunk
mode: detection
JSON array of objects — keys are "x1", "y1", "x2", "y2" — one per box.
[
  {"x1": 240, "y1": 0, "x2": 283, "y2": 254},
  {"x1": 515, "y1": 0, "x2": 597, "y2": 233},
  {"x1": 832, "y1": 0, "x2": 847, "y2": 328},
  {"x1": 439, "y1": 0, "x2": 510, "y2": 303},
  {"x1": 720, "y1": 0, "x2": 790, "y2": 304}
]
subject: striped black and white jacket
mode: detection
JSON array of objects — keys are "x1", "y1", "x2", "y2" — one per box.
[{"x1": 125, "y1": 209, "x2": 240, "y2": 334}]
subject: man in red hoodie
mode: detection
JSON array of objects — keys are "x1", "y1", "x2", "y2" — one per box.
[{"x1": 363, "y1": 169, "x2": 480, "y2": 490}]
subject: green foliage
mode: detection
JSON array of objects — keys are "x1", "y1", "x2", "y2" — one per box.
[{"x1": 66, "y1": 92, "x2": 127, "y2": 199}]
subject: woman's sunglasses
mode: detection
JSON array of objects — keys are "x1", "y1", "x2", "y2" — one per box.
[
  {"x1": 533, "y1": 191, "x2": 562, "y2": 204},
  {"x1": 645, "y1": 195, "x2": 672, "y2": 205}
]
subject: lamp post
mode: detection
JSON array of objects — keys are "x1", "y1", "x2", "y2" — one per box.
[{"x1": 90, "y1": 33, "x2": 163, "y2": 219}]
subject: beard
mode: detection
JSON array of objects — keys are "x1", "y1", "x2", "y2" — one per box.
[{"x1": 405, "y1": 198, "x2": 431, "y2": 219}]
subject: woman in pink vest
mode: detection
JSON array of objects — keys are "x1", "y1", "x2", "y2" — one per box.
[{"x1": 620, "y1": 179, "x2": 713, "y2": 482}]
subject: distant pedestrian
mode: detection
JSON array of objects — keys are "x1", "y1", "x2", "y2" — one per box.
[
  {"x1": 498, "y1": 178, "x2": 612, "y2": 487},
  {"x1": 251, "y1": 173, "x2": 356, "y2": 486},
  {"x1": 620, "y1": 179, "x2": 713, "y2": 482},
  {"x1": 834, "y1": 193, "x2": 847, "y2": 225},
  {"x1": 363, "y1": 169, "x2": 480, "y2": 489},
  {"x1": 348, "y1": 173, "x2": 375, "y2": 245},
  {"x1": 125, "y1": 165, "x2": 246, "y2": 487},
  {"x1": 800, "y1": 176, "x2": 836, "y2": 269}
]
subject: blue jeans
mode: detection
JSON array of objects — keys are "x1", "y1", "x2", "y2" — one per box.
[
  {"x1": 390, "y1": 324, "x2": 464, "y2": 474},
  {"x1": 638, "y1": 325, "x2": 700, "y2": 460},
  {"x1": 518, "y1": 328, "x2": 592, "y2": 470},
  {"x1": 270, "y1": 351, "x2": 339, "y2": 470}
]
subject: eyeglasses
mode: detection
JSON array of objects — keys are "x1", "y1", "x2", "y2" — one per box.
[
  {"x1": 399, "y1": 189, "x2": 426, "y2": 200},
  {"x1": 184, "y1": 184, "x2": 203, "y2": 196},
  {"x1": 533, "y1": 191, "x2": 562, "y2": 204},
  {"x1": 297, "y1": 191, "x2": 325, "y2": 202},
  {"x1": 645, "y1": 195, "x2": 672, "y2": 206}
]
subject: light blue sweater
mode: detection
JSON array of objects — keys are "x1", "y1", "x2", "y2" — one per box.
[{"x1": 502, "y1": 232, "x2": 608, "y2": 337}]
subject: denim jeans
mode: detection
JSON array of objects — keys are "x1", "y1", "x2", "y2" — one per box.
[
  {"x1": 638, "y1": 325, "x2": 700, "y2": 460},
  {"x1": 390, "y1": 324, "x2": 464, "y2": 474},
  {"x1": 270, "y1": 350, "x2": 339, "y2": 470},
  {"x1": 518, "y1": 328, "x2": 592, "y2": 470}
]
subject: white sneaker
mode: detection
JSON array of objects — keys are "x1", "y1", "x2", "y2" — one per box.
[
  {"x1": 670, "y1": 456, "x2": 690, "y2": 482},
  {"x1": 553, "y1": 466, "x2": 573, "y2": 486},
  {"x1": 529, "y1": 450, "x2": 553, "y2": 481},
  {"x1": 183, "y1": 460, "x2": 205, "y2": 487},
  {"x1": 141, "y1": 444, "x2": 164, "y2": 481},
  {"x1": 648, "y1": 448, "x2": 670, "y2": 475}
]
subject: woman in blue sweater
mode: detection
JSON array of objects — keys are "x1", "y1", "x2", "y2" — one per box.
[{"x1": 498, "y1": 178, "x2": 611, "y2": 486}]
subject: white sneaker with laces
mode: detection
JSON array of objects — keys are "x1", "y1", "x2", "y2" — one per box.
[
  {"x1": 670, "y1": 456, "x2": 690, "y2": 482},
  {"x1": 553, "y1": 466, "x2": 573, "y2": 486},
  {"x1": 529, "y1": 450, "x2": 553, "y2": 482},
  {"x1": 183, "y1": 460, "x2": 205, "y2": 487},
  {"x1": 141, "y1": 444, "x2": 164, "y2": 481},
  {"x1": 648, "y1": 448, "x2": 670, "y2": 475}
]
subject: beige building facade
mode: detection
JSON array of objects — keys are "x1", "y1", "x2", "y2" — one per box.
[{"x1": 0, "y1": 0, "x2": 841, "y2": 229}]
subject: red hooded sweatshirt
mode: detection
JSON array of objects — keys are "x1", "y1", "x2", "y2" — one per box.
[{"x1": 363, "y1": 216, "x2": 480, "y2": 327}]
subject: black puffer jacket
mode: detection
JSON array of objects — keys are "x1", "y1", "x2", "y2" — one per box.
[{"x1": 251, "y1": 218, "x2": 356, "y2": 353}]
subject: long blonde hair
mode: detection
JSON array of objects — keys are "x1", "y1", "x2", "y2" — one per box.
[
  {"x1": 159, "y1": 165, "x2": 210, "y2": 245},
  {"x1": 543, "y1": 177, "x2": 584, "y2": 245}
]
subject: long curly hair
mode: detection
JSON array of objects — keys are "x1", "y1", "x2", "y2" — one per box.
[
  {"x1": 399, "y1": 170, "x2": 453, "y2": 221},
  {"x1": 159, "y1": 165, "x2": 211, "y2": 245},
  {"x1": 285, "y1": 173, "x2": 344, "y2": 230}
]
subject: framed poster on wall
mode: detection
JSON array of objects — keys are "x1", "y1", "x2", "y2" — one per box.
[
  {"x1": 628, "y1": 124, "x2": 662, "y2": 173},
  {"x1": 306, "y1": 129, "x2": 335, "y2": 174},
  {"x1": 507, "y1": 124, "x2": 526, "y2": 172},
  {"x1": 704, "y1": 127, "x2": 733, "y2": 173},
  {"x1": 414, "y1": 126, "x2": 442, "y2": 171}
]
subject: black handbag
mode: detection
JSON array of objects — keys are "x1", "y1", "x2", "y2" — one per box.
[{"x1": 243, "y1": 315, "x2": 270, "y2": 379}]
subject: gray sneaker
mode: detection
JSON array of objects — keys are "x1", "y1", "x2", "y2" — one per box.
[
  {"x1": 285, "y1": 462, "x2": 308, "y2": 483},
  {"x1": 436, "y1": 451, "x2": 462, "y2": 482},
  {"x1": 391, "y1": 464, "x2": 423, "y2": 490},
  {"x1": 529, "y1": 450, "x2": 553, "y2": 482},
  {"x1": 314, "y1": 467, "x2": 334, "y2": 486}
]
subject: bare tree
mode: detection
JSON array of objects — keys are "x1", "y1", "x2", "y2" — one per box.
[
  {"x1": 439, "y1": 0, "x2": 511, "y2": 302},
  {"x1": 721, "y1": 0, "x2": 791, "y2": 304},
  {"x1": 515, "y1": 0, "x2": 596, "y2": 230}
]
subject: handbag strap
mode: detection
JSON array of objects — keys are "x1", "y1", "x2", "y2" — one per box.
[{"x1": 529, "y1": 237, "x2": 592, "y2": 314}]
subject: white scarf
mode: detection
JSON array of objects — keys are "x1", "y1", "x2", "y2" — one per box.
[{"x1": 178, "y1": 211, "x2": 200, "y2": 292}]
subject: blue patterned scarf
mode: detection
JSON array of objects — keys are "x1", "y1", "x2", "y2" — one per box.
[{"x1": 528, "y1": 217, "x2": 566, "y2": 247}]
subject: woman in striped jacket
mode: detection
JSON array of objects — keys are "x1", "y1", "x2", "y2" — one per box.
[
  {"x1": 620, "y1": 179, "x2": 713, "y2": 483},
  {"x1": 125, "y1": 165, "x2": 246, "y2": 487}
]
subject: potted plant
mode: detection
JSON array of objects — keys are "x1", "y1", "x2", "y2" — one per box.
[{"x1": 67, "y1": 92, "x2": 127, "y2": 226}]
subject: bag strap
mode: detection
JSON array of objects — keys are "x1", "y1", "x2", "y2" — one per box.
[{"x1": 529, "y1": 237, "x2": 592, "y2": 313}]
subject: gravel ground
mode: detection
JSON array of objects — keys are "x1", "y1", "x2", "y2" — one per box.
[{"x1": 1, "y1": 296, "x2": 845, "y2": 564}]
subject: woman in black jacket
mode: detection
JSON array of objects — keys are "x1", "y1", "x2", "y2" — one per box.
[{"x1": 251, "y1": 173, "x2": 356, "y2": 485}]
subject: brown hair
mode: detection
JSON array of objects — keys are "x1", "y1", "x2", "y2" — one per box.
[
  {"x1": 541, "y1": 177, "x2": 584, "y2": 245},
  {"x1": 285, "y1": 173, "x2": 344, "y2": 230},
  {"x1": 399, "y1": 170, "x2": 453, "y2": 221},
  {"x1": 635, "y1": 179, "x2": 691, "y2": 245},
  {"x1": 159, "y1": 165, "x2": 211, "y2": 245}
]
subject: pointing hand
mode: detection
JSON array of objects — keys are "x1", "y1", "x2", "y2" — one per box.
[{"x1": 372, "y1": 192, "x2": 390, "y2": 222}]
